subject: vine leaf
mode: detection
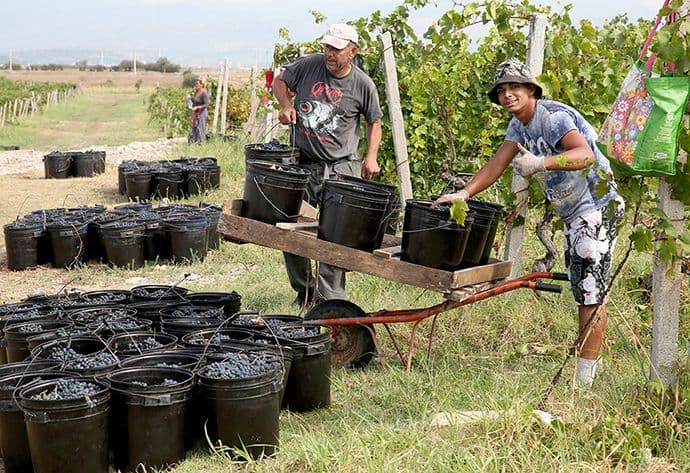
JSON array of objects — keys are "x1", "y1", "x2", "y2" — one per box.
[{"x1": 450, "y1": 199, "x2": 469, "y2": 226}]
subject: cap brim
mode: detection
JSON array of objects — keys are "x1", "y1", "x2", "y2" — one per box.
[
  {"x1": 488, "y1": 76, "x2": 542, "y2": 104},
  {"x1": 321, "y1": 34, "x2": 351, "y2": 49}
]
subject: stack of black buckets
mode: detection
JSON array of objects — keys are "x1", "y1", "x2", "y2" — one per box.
[
  {"x1": 118, "y1": 157, "x2": 221, "y2": 201},
  {"x1": 0, "y1": 284, "x2": 332, "y2": 471},
  {"x1": 240, "y1": 142, "x2": 506, "y2": 269},
  {"x1": 241, "y1": 142, "x2": 401, "y2": 251},
  {"x1": 3, "y1": 203, "x2": 222, "y2": 270},
  {"x1": 43, "y1": 150, "x2": 106, "y2": 179}
]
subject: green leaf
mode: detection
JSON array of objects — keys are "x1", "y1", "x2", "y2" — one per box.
[
  {"x1": 449, "y1": 198, "x2": 469, "y2": 226},
  {"x1": 630, "y1": 228, "x2": 653, "y2": 252}
]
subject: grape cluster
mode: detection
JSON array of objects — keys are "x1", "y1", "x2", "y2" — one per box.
[
  {"x1": 100, "y1": 317, "x2": 143, "y2": 331},
  {"x1": 154, "y1": 362, "x2": 182, "y2": 368},
  {"x1": 124, "y1": 337, "x2": 164, "y2": 352},
  {"x1": 202, "y1": 352, "x2": 280, "y2": 380},
  {"x1": 30, "y1": 379, "x2": 102, "y2": 400},
  {"x1": 274, "y1": 324, "x2": 320, "y2": 339},
  {"x1": 252, "y1": 139, "x2": 291, "y2": 152},
  {"x1": 209, "y1": 333, "x2": 233, "y2": 344},
  {"x1": 17, "y1": 323, "x2": 44, "y2": 334},
  {"x1": 47, "y1": 347, "x2": 118, "y2": 369},
  {"x1": 168, "y1": 306, "x2": 224, "y2": 318},
  {"x1": 130, "y1": 378, "x2": 177, "y2": 387},
  {"x1": 131, "y1": 287, "x2": 186, "y2": 299},
  {"x1": 231, "y1": 315, "x2": 264, "y2": 327},
  {"x1": 0, "y1": 303, "x2": 41, "y2": 315}
]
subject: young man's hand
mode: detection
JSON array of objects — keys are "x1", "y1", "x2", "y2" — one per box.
[
  {"x1": 361, "y1": 156, "x2": 380, "y2": 180},
  {"x1": 278, "y1": 106, "x2": 297, "y2": 125},
  {"x1": 513, "y1": 143, "x2": 546, "y2": 177},
  {"x1": 432, "y1": 189, "x2": 469, "y2": 207}
]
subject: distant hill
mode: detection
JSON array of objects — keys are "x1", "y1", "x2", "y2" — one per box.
[{"x1": 0, "y1": 49, "x2": 178, "y2": 68}]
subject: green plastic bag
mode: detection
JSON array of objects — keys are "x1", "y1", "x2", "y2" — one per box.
[{"x1": 631, "y1": 75, "x2": 690, "y2": 177}]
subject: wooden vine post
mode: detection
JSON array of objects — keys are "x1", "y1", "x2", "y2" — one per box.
[
  {"x1": 503, "y1": 13, "x2": 547, "y2": 278},
  {"x1": 220, "y1": 59, "x2": 230, "y2": 135},
  {"x1": 379, "y1": 31, "x2": 413, "y2": 205},
  {"x1": 650, "y1": 0, "x2": 689, "y2": 389},
  {"x1": 211, "y1": 62, "x2": 225, "y2": 134}
]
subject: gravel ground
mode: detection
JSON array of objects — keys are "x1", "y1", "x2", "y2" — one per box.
[{"x1": 0, "y1": 138, "x2": 185, "y2": 176}]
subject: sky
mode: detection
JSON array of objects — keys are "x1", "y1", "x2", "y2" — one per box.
[{"x1": 0, "y1": 0, "x2": 662, "y2": 68}]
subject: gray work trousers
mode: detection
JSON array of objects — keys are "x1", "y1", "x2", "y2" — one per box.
[{"x1": 283, "y1": 159, "x2": 358, "y2": 302}]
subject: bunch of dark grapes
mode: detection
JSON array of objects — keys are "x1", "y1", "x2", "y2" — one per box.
[
  {"x1": 254, "y1": 139, "x2": 290, "y2": 151},
  {"x1": 30, "y1": 379, "x2": 102, "y2": 400},
  {"x1": 47, "y1": 347, "x2": 118, "y2": 369},
  {"x1": 169, "y1": 307, "x2": 224, "y2": 318},
  {"x1": 17, "y1": 323, "x2": 44, "y2": 334},
  {"x1": 130, "y1": 378, "x2": 177, "y2": 387},
  {"x1": 202, "y1": 352, "x2": 280, "y2": 380},
  {"x1": 124, "y1": 337, "x2": 164, "y2": 352}
]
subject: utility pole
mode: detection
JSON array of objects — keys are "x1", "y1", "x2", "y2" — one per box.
[
  {"x1": 100, "y1": 51, "x2": 104, "y2": 67},
  {"x1": 9, "y1": 49, "x2": 12, "y2": 72},
  {"x1": 133, "y1": 49, "x2": 137, "y2": 74}
]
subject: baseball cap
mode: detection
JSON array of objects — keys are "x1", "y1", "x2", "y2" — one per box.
[
  {"x1": 321, "y1": 23, "x2": 358, "y2": 49},
  {"x1": 487, "y1": 58, "x2": 543, "y2": 104}
]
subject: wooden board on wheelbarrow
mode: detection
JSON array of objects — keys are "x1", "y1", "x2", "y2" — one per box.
[{"x1": 218, "y1": 200, "x2": 512, "y2": 294}]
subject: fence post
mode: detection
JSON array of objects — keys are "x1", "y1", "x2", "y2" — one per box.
[
  {"x1": 379, "y1": 31, "x2": 413, "y2": 204},
  {"x1": 502, "y1": 13, "x2": 547, "y2": 278},
  {"x1": 212, "y1": 62, "x2": 224, "y2": 134},
  {"x1": 650, "y1": 0, "x2": 689, "y2": 390},
  {"x1": 220, "y1": 59, "x2": 230, "y2": 135},
  {"x1": 244, "y1": 67, "x2": 259, "y2": 136}
]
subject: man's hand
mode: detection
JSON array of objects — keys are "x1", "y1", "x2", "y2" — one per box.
[
  {"x1": 432, "y1": 189, "x2": 469, "y2": 207},
  {"x1": 513, "y1": 143, "x2": 546, "y2": 177},
  {"x1": 278, "y1": 106, "x2": 297, "y2": 125},
  {"x1": 361, "y1": 156, "x2": 380, "y2": 180}
]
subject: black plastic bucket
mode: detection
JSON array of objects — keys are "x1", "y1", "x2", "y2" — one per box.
[
  {"x1": 318, "y1": 180, "x2": 390, "y2": 252},
  {"x1": 4, "y1": 320, "x2": 74, "y2": 363},
  {"x1": 91, "y1": 151, "x2": 106, "y2": 174},
  {"x1": 87, "y1": 212, "x2": 126, "y2": 262},
  {"x1": 400, "y1": 199, "x2": 474, "y2": 270},
  {"x1": 198, "y1": 362, "x2": 281, "y2": 459},
  {"x1": 30, "y1": 336, "x2": 120, "y2": 378},
  {"x1": 244, "y1": 142, "x2": 300, "y2": 165},
  {"x1": 108, "y1": 367, "x2": 195, "y2": 472},
  {"x1": 281, "y1": 329, "x2": 332, "y2": 412},
  {"x1": 125, "y1": 170, "x2": 153, "y2": 202},
  {"x1": 460, "y1": 201, "x2": 496, "y2": 268},
  {"x1": 473, "y1": 200, "x2": 505, "y2": 264},
  {"x1": 46, "y1": 220, "x2": 89, "y2": 268},
  {"x1": 118, "y1": 351, "x2": 201, "y2": 371},
  {"x1": 72, "y1": 153, "x2": 98, "y2": 178},
  {"x1": 162, "y1": 317, "x2": 228, "y2": 339},
  {"x1": 242, "y1": 160, "x2": 310, "y2": 225},
  {"x1": 134, "y1": 216, "x2": 164, "y2": 261},
  {"x1": 184, "y1": 292, "x2": 242, "y2": 317},
  {"x1": 335, "y1": 174, "x2": 400, "y2": 235},
  {"x1": 4, "y1": 222, "x2": 45, "y2": 271},
  {"x1": 18, "y1": 377, "x2": 110, "y2": 473},
  {"x1": 163, "y1": 217, "x2": 209, "y2": 263},
  {"x1": 43, "y1": 152, "x2": 72, "y2": 179},
  {"x1": 0, "y1": 371, "x2": 73, "y2": 473},
  {"x1": 107, "y1": 332, "x2": 178, "y2": 358},
  {"x1": 201, "y1": 207, "x2": 222, "y2": 251},
  {"x1": 130, "y1": 285, "x2": 190, "y2": 302},
  {"x1": 99, "y1": 221, "x2": 146, "y2": 269},
  {"x1": 154, "y1": 167, "x2": 184, "y2": 199},
  {"x1": 127, "y1": 300, "x2": 183, "y2": 332}
]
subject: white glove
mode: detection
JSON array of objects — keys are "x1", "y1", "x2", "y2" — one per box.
[
  {"x1": 514, "y1": 143, "x2": 546, "y2": 177},
  {"x1": 432, "y1": 189, "x2": 469, "y2": 207}
]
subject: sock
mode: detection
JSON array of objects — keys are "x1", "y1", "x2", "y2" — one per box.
[{"x1": 576, "y1": 357, "x2": 600, "y2": 388}]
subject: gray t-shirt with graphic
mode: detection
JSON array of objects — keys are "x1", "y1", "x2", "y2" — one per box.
[
  {"x1": 280, "y1": 54, "x2": 383, "y2": 163},
  {"x1": 505, "y1": 99, "x2": 620, "y2": 223}
]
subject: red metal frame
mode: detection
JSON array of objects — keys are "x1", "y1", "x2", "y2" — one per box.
[{"x1": 305, "y1": 272, "x2": 563, "y2": 372}]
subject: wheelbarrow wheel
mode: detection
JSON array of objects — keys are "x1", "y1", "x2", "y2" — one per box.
[{"x1": 304, "y1": 299, "x2": 376, "y2": 369}]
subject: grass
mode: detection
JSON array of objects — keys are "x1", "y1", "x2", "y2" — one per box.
[
  {"x1": 0, "y1": 86, "x2": 163, "y2": 150},
  {"x1": 0, "y1": 120, "x2": 689, "y2": 471}
]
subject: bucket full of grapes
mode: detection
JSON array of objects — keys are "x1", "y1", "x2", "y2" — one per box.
[{"x1": 18, "y1": 377, "x2": 111, "y2": 473}]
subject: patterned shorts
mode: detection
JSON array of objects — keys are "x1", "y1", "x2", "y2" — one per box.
[{"x1": 563, "y1": 202, "x2": 624, "y2": 306}]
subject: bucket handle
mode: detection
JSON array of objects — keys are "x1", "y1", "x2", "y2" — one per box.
[
  {"x1": 252, "y1": 176, "x2": 302, "y2": 220},
  {"x1": 108, "y1": 385, "x2": 175, "y2": 406},
  {"x1": 401, "y1": 221, "x2": 459, "y2": 234},
  {"x1": 304, "y1": 342, "x2": 329, "y2": 356}
]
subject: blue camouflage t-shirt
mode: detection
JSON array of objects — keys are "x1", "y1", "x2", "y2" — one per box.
[{"x1": 505, "y1": 100, "x2": 619, "y2": 223}]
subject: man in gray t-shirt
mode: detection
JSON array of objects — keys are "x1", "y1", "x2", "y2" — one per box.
[
  {"x1": 273, "y1": 23, "x2": 383, "y2": 306},
  {"x1": 434, "y1": 58, "x2": 623, "y2": 389}
]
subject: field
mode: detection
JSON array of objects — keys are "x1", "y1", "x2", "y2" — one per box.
[
  {"x1": 0, "y1": 82, "x2": 688, "y2": 473},
  {"x1": 0, "y1": 67, "x2": 252, "y2": 89}
]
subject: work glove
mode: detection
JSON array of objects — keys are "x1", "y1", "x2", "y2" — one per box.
[
  {"x1": 432, "y1": 189, "x2": 469, "y2": 207},
  {"x1": 513, "y1": 143, "x2": 546, "y2": 177}
]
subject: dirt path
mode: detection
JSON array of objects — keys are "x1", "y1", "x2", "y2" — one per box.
[{"x1": 0, "y1": 138, "x2": 185, "y2": 176}]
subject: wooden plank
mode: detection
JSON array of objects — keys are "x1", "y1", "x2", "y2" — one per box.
[
  {"x1": 379, "y1": 32, "x2": 413, "y2": 205},
  {"x1": 374, "y1": 245, "x2": 401, "y2": 259},
  {"x1": 218, "y1": 210, "x2": 511, "y2": 292},
  {"x1": 299, "y1": 200, "x2": 318, "y2": 220}
]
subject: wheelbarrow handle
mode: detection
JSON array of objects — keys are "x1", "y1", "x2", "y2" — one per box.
[
  {"x1": 530, "y1": 281, "x2": 563, "y2": 293},
  {"x1": 550, "y1": 272, "x2": 569, "y2": 281}
]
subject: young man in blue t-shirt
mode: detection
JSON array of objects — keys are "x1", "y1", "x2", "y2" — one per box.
[{"x1": 435, "y1": 58, "x2": 624, "y2": 388}]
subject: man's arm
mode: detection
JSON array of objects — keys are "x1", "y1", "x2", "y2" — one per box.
[
  {"x1": 273, "y1": 74, "x2": 296, "y2": 125},
  {"x1": 361, "y1": 119, "x2": 382, "y2": 180}
]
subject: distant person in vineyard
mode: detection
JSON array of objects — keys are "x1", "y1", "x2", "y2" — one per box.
[
  {"x1": 189, "y1": 79, "x2": 209, "y2": 143},
  {"x1": 273, "y1": 23, "x2": 383, "y2": 307},
  {"x1": 434, "y1": 58, "x2": 624, "y2": 388}
]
